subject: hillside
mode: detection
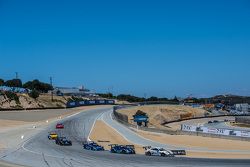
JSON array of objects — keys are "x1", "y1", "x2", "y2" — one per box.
[
  {"x1": 201, "y1": 94, "x2": 250, "y2": 105},
  {"x1": 117, "y1": 105, "x2": 209, "y2": 129},
  {"x1": 0, "y1": 92, "x2": 68, "y2": 109}
]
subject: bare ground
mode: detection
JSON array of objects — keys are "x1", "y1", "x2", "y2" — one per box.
[{"x1": 89, "y1": 120, "x2": 144, "y2": 154}]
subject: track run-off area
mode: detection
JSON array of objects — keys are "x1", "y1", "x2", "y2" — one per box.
[{"x1": 1, "y1": 107, "x2": 250, "y2": 167}]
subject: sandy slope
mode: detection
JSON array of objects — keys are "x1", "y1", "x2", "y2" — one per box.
[
  {"x1": 89, "y1": 120, "x2": 144, "y2": 154},
  {"x1": 0, "y1": 94, "x2": 68, "y2": 109},
  {"x1": 118, "y1": 105, "x2": 208, "y2": 129}
]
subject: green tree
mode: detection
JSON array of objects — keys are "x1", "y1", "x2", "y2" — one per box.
[
  {"x1": 28, "y1": 90, "x2": 40, "y2": 99},
  {"x1": 135, "y1": 110, "x2": 147, "y2": 116},
  {"x1": 172, "y1": 96, "x2": 179, "y2": 102},
  {"x1": 23, "y1": 79, "x2": 53, "y2": 93},
  {"x1": 98, "y1": 93, "x2": 115, "y2": 99},
  {"x1": 147, "y1": 96, "x2": 158, "y2": 101},
  {"x1": 117, "y1": 94, "x2": 145, "y2": 102},
  {"x1": 4, "y1": 79, "x2": 22, "y2": 87},
  {"x1": 0, "y1": 79, "x2": 4, "y2": 86}
]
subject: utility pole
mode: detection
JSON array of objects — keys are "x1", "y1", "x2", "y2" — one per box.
[
  {"x1": 50, "y1": 77, "x2": 53, "y2": 101},
  {"x1": 144, "y1": 93, "x2": 147, "y2": 105},
  {"x1": 15, "y1": 72, "x2": 18, "y2": 79}
]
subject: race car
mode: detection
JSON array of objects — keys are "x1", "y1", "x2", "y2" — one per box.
[
  {"x1": 48, "y1": 132, "x2": 58, "y2": 140},
  {"x1": 109, "y1": 144, "x2": 136, "y2": 154},
  {"x1": 55, "y1": 137, "x2": 72, "y2": 146},
  {"x1": 56, "y1": 123, "x2": 64, "y2": 129},
  {"x1": 83, "y1": 142, "x2": 105, "y2": 151},
  {"x1": 144, "y1": 146, "x2": 174, "y2": 157}
]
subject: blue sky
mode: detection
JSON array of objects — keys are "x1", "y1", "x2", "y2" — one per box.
[{"x1": 0, "y1": 0, "x2": 250, "y2": 97}]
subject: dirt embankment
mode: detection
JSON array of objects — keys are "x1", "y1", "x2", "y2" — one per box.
[
  {"x1": 0, "y1": 93, "x2": 69, "y2": 109},
  {"x1": 117, "y1": 105, "x2": 208, "y2": 129}
]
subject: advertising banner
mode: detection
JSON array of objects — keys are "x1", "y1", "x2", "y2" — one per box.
[{"x1": 181, "y1": 124, "x2": 250, "y2": 138}]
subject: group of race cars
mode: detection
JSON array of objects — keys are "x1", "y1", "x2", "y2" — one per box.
[{"x1": 48, "y1": 123, "x2": 186, "y2": 157}]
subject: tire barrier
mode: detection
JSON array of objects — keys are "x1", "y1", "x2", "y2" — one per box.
[{"x1": 66, "y1": 99, "x2": 115, "y2": 108}]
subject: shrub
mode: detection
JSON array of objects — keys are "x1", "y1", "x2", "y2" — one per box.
[
  {"x1": 23, "y1": 79, "x2": 53, "y2": 93},
  {"x1": 0, "y1": 79, "x2": 4, "y2": 86},
  {"x1": 28, "y1": 90, "x2": 40, "y2": 99},
  {"x1": 5, "y1": 91, "x2": 20, "y2": 104},
  {"x1": 135, "y1": 110, "x2": 147, "y2": 116}
]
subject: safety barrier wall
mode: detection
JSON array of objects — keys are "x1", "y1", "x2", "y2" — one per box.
[
  {"x1": 113, "y1": 106, "x2": 129, "y2": 123},
  {"x1": 182, "y1": 124, "x2": 250, "y2": 138},
  {"x1": 179, "y1": 130, "x2": 250, "y2": 141},
  {"x1": 66, "y1": 99, "x2": 115, "y2": 108}
]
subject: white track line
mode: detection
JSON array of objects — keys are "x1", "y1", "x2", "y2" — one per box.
[{"x1": 87, "y1": 111, "x2": 107, "y2": 142}]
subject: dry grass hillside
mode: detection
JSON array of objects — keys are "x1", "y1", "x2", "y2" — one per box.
[
  {"x1": 118, "y1": 105, "x2": 208, "y2": 129},
  {"x1": 0, "y1": 93, "x2": 69, "y2": 109}
]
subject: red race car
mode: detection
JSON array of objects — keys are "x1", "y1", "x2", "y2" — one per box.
[{"x1": 56, "y1": 123, "x2": 64, "y2": 129}]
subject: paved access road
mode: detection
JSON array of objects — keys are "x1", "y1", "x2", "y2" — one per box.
[{"x1": 1, "y1": 107, "x2": 250, "y2": 167}]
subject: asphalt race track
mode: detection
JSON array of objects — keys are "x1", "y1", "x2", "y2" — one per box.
[{"x1": 1, "y1": 107, "x2": 250, "y2": 167}]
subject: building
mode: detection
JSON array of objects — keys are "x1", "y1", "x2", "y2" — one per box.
[
  {"x1": 53, "y1": 86, "x2": 96, "y2": 97},
  {"x1": 235, "y1": 103, "x2": 249, "y2": 114}
]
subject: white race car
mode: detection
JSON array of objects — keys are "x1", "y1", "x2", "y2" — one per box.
[{"x1": 144, "y1": 147, "x2": 174, "y2": 157}]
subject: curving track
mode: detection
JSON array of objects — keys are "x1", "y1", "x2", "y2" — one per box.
[{"x1": 1, "y1": 107, "x2": 250, "y2": 167}]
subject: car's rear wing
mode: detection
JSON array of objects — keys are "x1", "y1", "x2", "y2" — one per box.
[
  {"x1": 108, "y1": 144, "x2": 119, "y2": 148},
  {"x1": 125, "y1": 145, "x2": 135, "y2": 149},
  {"x1": 143, "y1": 146, "x2": 152, "y2": 150},
  {"x1": 170, "y1": 150, "x2": 186, "y2": 155},
  {"x1": 83, "y1": 141, "x2": 94, "y2": 145}
]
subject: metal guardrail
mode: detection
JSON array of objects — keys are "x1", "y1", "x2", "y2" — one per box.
[
  {"x1": 161, "y1": 114, "x2": 250, "y2": 126},
  {"x1": 0, "y1": 107, "x2": 65, "y2": 111}
]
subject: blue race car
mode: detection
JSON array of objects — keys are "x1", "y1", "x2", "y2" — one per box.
[
  {"x1": 55, "y1": 137, "x2": 72, "y2": 146},
  {"x1": 109, "y1": 144, "x2": 136, "y2": 154},
  {"x1": 83, "y1": 142, "x2": 105, "y2": 151}
]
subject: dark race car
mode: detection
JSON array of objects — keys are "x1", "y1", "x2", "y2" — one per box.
[
  {"x1": 56, "y1": 123, "x2": 64, "y2": 129},
  {"x1": 109, "y1": 144, "x2": 136, "y2": 154},
  {"x1": 83, "y1": 142, "x2": 105, "y2": 151},
  {"x1": 55, "y1": 137, "x2": 72, "y2": 146}
]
